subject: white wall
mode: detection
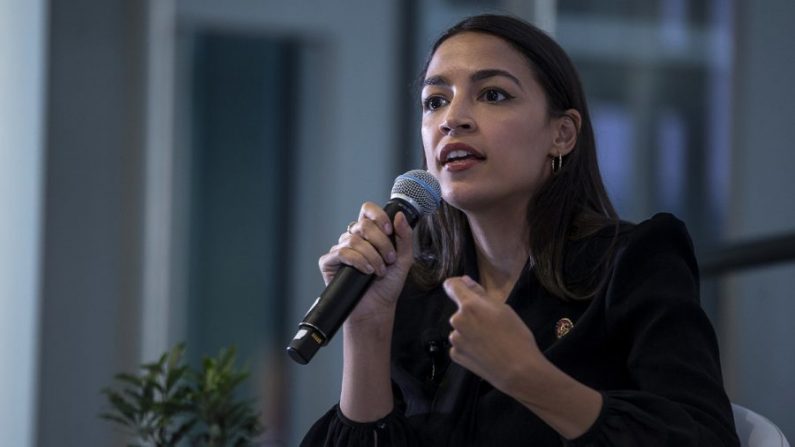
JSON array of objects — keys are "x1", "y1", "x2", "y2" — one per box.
[
  {"x1": 0, "y1": 1, "x2": 46, "y2": 446},
  {"x1": 35, "y1": 1, "x2": 148, "y2": 444}
]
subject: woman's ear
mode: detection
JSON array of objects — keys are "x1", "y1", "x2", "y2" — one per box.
[{"x1": 550, "y1": 109, "x2": 581, "y2": 156}]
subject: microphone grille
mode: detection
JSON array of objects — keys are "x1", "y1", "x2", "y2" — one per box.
[{"x1": 391, "y1": 170, "x2": 441, "y2": 215}]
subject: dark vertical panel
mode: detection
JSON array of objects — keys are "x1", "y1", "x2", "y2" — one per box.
[
  {"x1": 397, "y1": 0, "x2": 422, "y2": 171},
  {"x1": 188, "y1": 31, "x2": 295, "y2": 439}
]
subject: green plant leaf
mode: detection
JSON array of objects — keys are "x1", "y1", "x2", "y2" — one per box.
[
  {"x1": 106, "y1": 391, "x2": 138, "y2": 423},
  {"x1": 170, "y1": 418, "x2": 197, "y2": 444},
  {"x1": 100, "y1": 412, "x2": 132, "y2": 428},
  {"x1": 115, "y1": 372, "x2": 144, "y2": 387},
  {"x1": 165, "y1": 365, "x2": 188, "y2": 394},
  {"x1": 101, "y1": 342, "x2": 264, "y2": 446}
]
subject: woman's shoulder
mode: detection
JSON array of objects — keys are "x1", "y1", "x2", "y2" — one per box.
[
  {"x1": 617, "y1": 213, "x2": 698, "y2": 271},
  {"x1": 585, "y1": 212, "x2": 689, "y2": 241},
  {"x1": 581, "y1": 212, "x2": 694, "y2": 256},
  {"x1": 627, "y1": 212, "x2": 691, "y2": 241},
  {"x1": 601, "y1": 213, "x2": 700, "y2": 307},
  {"x1": 564, "y1": 213, "x2": 698, "y2": 298}
]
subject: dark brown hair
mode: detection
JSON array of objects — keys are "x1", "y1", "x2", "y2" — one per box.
[{"x1": 412, "y1": 14, "x2": 619, "y2": 300}]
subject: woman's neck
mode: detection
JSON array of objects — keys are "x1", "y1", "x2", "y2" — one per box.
[{"x1": 465, "y1": 202, "x2": 530, "y2": 300}]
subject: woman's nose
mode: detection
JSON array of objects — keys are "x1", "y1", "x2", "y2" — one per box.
[{"x1": 439, "y1": 101, "x2": 476, "y2": 135}]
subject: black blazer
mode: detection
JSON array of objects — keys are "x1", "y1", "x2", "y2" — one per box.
[{"x1": 302, "y1": 213, "x2": 739, "y2": 446}]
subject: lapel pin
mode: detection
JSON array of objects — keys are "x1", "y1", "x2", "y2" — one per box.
[{"x1": 555, "y1": 317, "x2": 574, "y2": 339}]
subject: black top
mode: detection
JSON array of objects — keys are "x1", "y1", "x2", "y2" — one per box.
[{"x1": 301, "y1": 214, "x2": 739, "y2": 446}]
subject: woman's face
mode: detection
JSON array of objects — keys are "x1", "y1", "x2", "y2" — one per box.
[{"x1": 421, "y1": 32, "x2": 561, "y2": 214}]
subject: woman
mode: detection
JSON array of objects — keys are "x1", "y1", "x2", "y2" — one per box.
[{"x1": 302, "y1": 14, "x2": 739, "y2": 446}]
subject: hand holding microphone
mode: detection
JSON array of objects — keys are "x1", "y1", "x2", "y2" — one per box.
[
  {"x1": 319, "y1": 203, "x2": 411, "y2": 325},
  {"x1": 287, "y1": 170, "x2": 441, "y2": 365}
]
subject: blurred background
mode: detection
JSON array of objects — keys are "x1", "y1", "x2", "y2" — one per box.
[{"x1": 2, "y1": 0, "x2": 794, "y2": 445}]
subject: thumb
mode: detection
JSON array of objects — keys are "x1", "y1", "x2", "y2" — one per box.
[
  {"x1": 460, "y1": 275, "x2": 485, "y2": 294},
  {"x1": 393, "y1": 212, "x2": 414, "y2": 262},
  {"x1": 461, "y1": 275, "x2": 500, "y2": 302},
  {"x1": 443, "y1": 275, "x2": 484, "y2": 307}
]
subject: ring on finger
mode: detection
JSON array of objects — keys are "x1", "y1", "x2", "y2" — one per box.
[{"x1": 346, "y1": 221, "x2": 357, "y2": 235}]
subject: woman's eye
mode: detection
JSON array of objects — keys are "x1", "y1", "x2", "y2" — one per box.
[
  {"x1": 423, "y1": 96, "x2": 448, "y2": 111},
  {"x1": 481, "y1": 89, "x2": 511, "y2": 103}
]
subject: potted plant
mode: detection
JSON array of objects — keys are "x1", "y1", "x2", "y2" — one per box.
[{"x1": 101, "y1": 344, "x2": 263, "y2": 446}]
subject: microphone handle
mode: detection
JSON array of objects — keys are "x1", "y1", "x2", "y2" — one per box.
[{"x1": 286, "y1": 198, "x2": 421, "y2": 365}]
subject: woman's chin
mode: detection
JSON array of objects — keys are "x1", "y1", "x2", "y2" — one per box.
[{"x1": 442, "y1": 191, "x2": 492, "y2": 213}]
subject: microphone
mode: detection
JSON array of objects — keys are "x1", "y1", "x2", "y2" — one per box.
[{"x1": 287, "y1": 170, "x2": 441, "y2": 365}]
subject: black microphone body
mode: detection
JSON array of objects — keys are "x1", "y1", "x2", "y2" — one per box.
[
  {"x1": 287, "y1": 199, "x2": 421, "y2": 365},
  {"x1": 287, "y1": 170, "x2": 441, "y2": 365}
]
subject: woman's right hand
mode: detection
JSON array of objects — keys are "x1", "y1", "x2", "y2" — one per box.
[{"x1": 318, "y1": 202, "x2": 415, "y2": 328}]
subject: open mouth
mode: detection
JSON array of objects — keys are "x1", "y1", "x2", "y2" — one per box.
[
  {"x1": 440, "y1": 144, "x2": 486, "y2": 166},
  {"x1": 444, "y1": 149, "x2": 485, "y2": 164}
]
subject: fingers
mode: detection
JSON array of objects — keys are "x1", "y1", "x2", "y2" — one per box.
[
  {"x1": 345, "y1": 234, "x2": 389, "y2": 275},
  {"x1": 330, "y1": 243, "x2": 379, "y2": 273},
  {"x1": 343, "y1": 216, "x2": 397, "y2": 267},
  {"x1": 448, "y1": 325, "x2": 475, "y2": 369},
  {"x1": 392, "y1": 212, "x2": 414, "y2": 263},
  {"x1": 320, "y1": 203, "x2": 414, "y2": 282},
  {"x1": 443, "y1": 277, "x2": 540, "y2": 385},
  {"x1": 359, "y1": 201, "x2": 393, "y2": 236},
  {"x1": 444, "y1": 275, "x2": 488, "y2": 349},
  {"x1": 445, "y1": 276, "x2": 479, "y2": 338}
]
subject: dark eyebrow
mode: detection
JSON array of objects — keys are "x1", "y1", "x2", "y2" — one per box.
[
  {"x1": 471, "y1": 69, "x2": 523, "y2": 90},
  {"x1": 423, "y1": 75, "x2": 448, "y2": 87},
  {"x1": 423, "y1": 69, "x2": 524, "y2": 90}
]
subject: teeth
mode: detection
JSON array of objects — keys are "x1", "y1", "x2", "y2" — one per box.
[{"x1": 446, "y1": 150, "x2": 471, "y2": 161}]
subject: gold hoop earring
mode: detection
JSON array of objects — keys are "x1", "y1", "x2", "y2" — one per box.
[{"x1": 551, "y1": 154, "x2": 563, "y2": 175}]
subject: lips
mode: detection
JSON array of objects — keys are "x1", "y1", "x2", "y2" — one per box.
[{"x1": 439, "y1": 143, "x2": 486, "y2": 167}]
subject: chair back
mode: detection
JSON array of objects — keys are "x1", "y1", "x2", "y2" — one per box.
[{"x1": 732, "y1": 403, "x2": 790, "y2": 447}]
